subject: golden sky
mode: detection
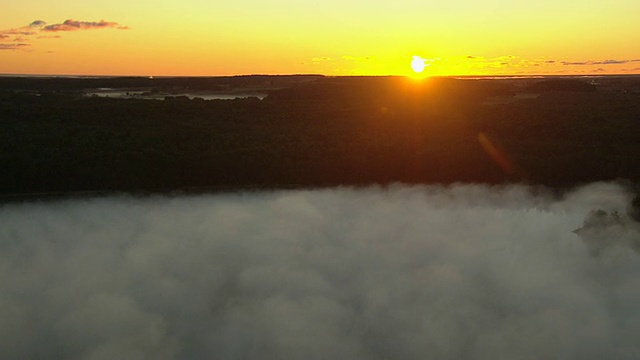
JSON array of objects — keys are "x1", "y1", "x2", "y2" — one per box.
[{"x1": 1, "y1": 0, "x2": 639, "y2": 76}]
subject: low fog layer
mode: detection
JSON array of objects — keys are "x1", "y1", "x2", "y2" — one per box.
[{"x1": 1, "y1": 183, "x2": 639, "y2": 359}]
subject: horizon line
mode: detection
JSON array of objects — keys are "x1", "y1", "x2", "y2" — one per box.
[{"x1": 2, "y1": 72, "x2": 640, "y2": 79}]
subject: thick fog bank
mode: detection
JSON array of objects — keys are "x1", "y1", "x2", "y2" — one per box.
[{"x1": 1, "y1": 182, "x2": 639, "y2": 359}]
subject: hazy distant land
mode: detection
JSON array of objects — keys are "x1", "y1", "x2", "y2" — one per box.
[{"x1": 1, "y1": 74, "x2": 639, "y2": 200}]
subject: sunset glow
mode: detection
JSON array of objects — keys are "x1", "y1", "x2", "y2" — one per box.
[{"x1": 1, "y1": 0, "x2": 639, "y2": 76}]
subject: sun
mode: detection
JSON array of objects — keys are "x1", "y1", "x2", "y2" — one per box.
[{"x1": 411, "y1": 56, "x2": 426, "y2": 73}]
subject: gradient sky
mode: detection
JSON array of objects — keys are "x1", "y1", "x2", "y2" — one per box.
[{"x1": 1, "y1": 0, "x2": 640, "y2": 76}]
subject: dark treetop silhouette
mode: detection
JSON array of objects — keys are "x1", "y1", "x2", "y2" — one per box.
[{"x1": 1, "y1": 75, "x2": 639, "y2": 200}]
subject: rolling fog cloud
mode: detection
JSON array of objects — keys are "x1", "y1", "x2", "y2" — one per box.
[{"x1": 1, "y1": 183, "x2": 639, "y2": 359}]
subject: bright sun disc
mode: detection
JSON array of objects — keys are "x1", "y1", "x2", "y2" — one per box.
[{"x1": 411, "y1": 56, "x2": 425, "y2": 73}]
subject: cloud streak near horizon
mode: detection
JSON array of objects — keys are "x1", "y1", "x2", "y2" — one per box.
[
  {"x1": 1, "y1": 183, "x2": 639, "y2": 359},
  {"x1": 460, "y1": 55, "x2": 640, "y2": 73},
  {"x1": 0, "y1": 19, "x2": 128, "y2": 51},
  {"x1": 562, "y1": 59, "x2": 640, "y2": 66}
]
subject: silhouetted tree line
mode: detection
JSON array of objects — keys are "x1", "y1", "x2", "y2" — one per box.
[{"x1": 1, "y1": 76, "x2": 639, "y2": 200}]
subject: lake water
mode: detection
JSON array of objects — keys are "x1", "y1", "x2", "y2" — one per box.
[{"x1": 84, "y1": 89, "x2": 267, "y2": 100}]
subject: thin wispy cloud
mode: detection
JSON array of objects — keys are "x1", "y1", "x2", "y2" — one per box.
[
  {"x1": 1, "y1": 29, "x2": 37, "y2": 36},
  {"x1": 562, "y1": 59, "x2": 640, "y2": 66},
  {"x1": 311, "y1": 56, "x2": 332, "y2": 63},
  {"x1": 458, "y1": 56, "x2": 640, "y2": 74},
  {"x1": 42, "y1": 19, "x2": 124, "y2": 32},
  {"x1": 465, "y1": 55, "x2": 547, "y2": 71},
  {"x1": 342, "y1": 55, "x2": 374, "y2": 62},
  {"x1": 0, "y1": 18, "x2": 129, "y2": 51},
  {"x1": 0, "y1": 43, "x2": 30, "y2": 51}
]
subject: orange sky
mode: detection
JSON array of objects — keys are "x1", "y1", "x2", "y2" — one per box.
[{"x1": 1, "y1": 0, "x2": 640, "y2": 76}]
